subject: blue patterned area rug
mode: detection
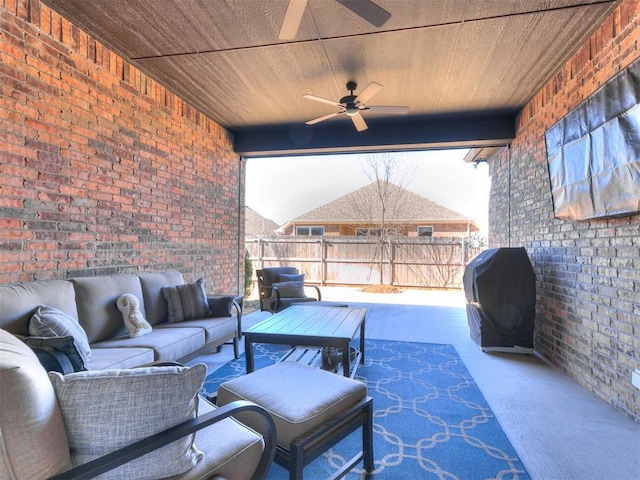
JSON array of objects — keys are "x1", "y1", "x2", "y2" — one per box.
[{"x1": 201, "y1": 340, "x2": 530, "y2": 480}]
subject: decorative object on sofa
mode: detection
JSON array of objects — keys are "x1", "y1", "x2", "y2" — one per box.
[
  {"x1": 29, "y1": 305, "x2": 91, "y2": 365},
  {"x1": 256, "y1": 267, "x2": 321, "y2": 313},
  {"x1": 207, "y1": 295, "x2": 235, "y2": 317},
  {"x1": 162, "y1": 278, "x2": 212, "y2": 323},
  {"x1": 49, "y1": 364, "x2": 207, "y2": 479},
  {"x1": 23, "y1": 335, "x2": 87, "y2": 373},
  {"x1": 116, "y1": 294, "x2": 153, "y2": 338},
  {"x1": 0, "y1": 329, "x2": 277, "y2": 480},
  {"x1": 217, "y1": 361, "x2": 374, "y2": 480}
]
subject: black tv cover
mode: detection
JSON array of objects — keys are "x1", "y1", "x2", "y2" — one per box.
[{"x1": 463, "y1": 247, "x2": 535, "y2": 349}]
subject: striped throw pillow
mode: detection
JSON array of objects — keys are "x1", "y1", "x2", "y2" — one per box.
[{"x1": 161, "y1": 278, "x2": 211, "y2": 322}]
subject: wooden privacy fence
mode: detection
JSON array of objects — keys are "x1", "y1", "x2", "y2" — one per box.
[{"x1": 246, "y1": 236, "x2": 483, "y2": 289}]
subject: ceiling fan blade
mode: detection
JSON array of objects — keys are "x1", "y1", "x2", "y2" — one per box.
[
  {"x1": 279, "y1": 0, "x2": 307, "y2": 40},
  {"x1": 336, "y1": 0, "x2": 391, "y2": 27},
  {"x1": 351, "y1": 113, "x2": 368, "y2": 131},
  {"x1": 355, "y1": 82, "x2": 383, "y2": 104},
  {"x1": 366, "y1": 105, "x2": 409, "y2": 115},
  {"x1": 306, "y1": 112, "x2": 342, "y2": 125},
  {"x1": 303, "y1": 94, "x2": 343, "y2": 107}
]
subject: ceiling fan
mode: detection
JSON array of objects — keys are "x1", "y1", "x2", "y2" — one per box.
[
  {"x1": 304, "y1": 81, "x2": 409, "y2": 132},
  {"x1": 279, "y1": 0, "x2": 391, "y2": 40}
]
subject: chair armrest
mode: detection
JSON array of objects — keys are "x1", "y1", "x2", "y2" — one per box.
[
  {"x1": 304, "y1": 283, "x2": 322, "y2": 301},
  {"x1": 48, "y1": 400, "x2": 276, "y2": 480}
]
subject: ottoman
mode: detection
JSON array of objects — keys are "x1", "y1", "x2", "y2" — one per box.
[{"x1": 217, "y1": 361, "x2": 374, "y2": 479}]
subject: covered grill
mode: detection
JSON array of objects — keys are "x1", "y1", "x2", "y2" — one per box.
[{"x1": 463, "y1": 247, "x2": 535, "y2": 352}]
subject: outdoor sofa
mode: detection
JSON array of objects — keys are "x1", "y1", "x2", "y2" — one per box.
[{"x1": 0, "y1": 272, "x2": 280, "y2": 479}]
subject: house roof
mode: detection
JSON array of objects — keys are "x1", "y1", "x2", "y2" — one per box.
[
  {"x1": 245, "y1": 207, "x2": 280, "y2": 235},
  {"x1": 280, "y1": 182, "x2": 476, "y2": 230},
  {"x1": 41, "y1": 1, "x2": 618, "y2": 157}
]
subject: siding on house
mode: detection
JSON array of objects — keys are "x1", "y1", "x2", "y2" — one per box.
[
  {"x1": 0, "y1": 1, "x2": 243, "y2": 292},
  {"x1": 489, "y1": 0, "x2": 640, "y2": 421}
]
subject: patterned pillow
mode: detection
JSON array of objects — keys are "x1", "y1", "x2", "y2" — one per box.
[
  {"x1": 23, "y1": 335, "x2": 87, "y2": 373},
  {"x1": 161, "y1": 278, "x2": 212, "y2": 323},
  {"x1": 29, "y1": 305, "x2": 91, "y2": 364},
  {"x1": 48, "y1": 364, "x2": 207, "y2": 479},
  {"x1": 208, "y1": 295, "x2": 234, "y2": 317},
  {"x1": 272, "y1": 280, "x2": 306, "y2": 298}
]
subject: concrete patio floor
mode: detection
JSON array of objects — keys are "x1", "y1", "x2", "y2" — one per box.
[{"x1": 196, "y1": 286, "x2": 640, "y2": 480}]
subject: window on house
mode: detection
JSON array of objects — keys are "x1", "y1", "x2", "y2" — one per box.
[
  {"x1": 417, "y1": 226, "x2": 434, "y2": 237},
  {"x1": 296, "y1": 226, "x2": 324, "y2": 236}
]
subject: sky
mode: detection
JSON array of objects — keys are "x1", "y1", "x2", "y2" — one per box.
[{"x1": 245, "y1": 149, "x2": 491, "y2": 232}]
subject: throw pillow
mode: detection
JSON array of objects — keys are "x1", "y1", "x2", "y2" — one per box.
[
  {"x1": 116, "y1": 294, "x2": 153, "y2": 337},
  {"x1": 29, "y1": 305, "x2": 91, "y2": 364},
  {"x1": 161, "y1": 278, "x2": 212, "y2": 323},
  {"x1": 279, "y1": 273, "x2": 304, "y2": 283},
  {"x1": 208, "y1": 295, "x2": 234, "y2": 317},
  {"x1": 272, "y1": 280, "x2": 306, "y2": 298},
  {"x1": 48, "y1": 364, "x2": 207, "y2": 479},
  {"x1": 23, "y1": 335, "x2": 87, "y2": 373}
]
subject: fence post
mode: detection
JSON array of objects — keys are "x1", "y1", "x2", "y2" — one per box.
[
  {"x1": 258, "y1": 237, "x2": 264, "y2": 269},
  {"x1": 388, "y1": 238, "x2": 395, "y2": 285},
  {"x1": 320, "y1": 237, "x2": 326, "y2": 285}
]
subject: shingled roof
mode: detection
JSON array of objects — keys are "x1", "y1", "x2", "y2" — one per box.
[
  {"x1": 288, "y1": 182, "x2": 472, "y2": 223},
  {"x1": 245, "y1": 206, "x2": 279, "y2": 235}
]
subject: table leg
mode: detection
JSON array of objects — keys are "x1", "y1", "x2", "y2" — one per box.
[
  {"x1": 359, "y1": 317, "x2": 366, "y2": 364},
  {"x1": 342, "y1": 341, "x2": 350, "y2": 377},
  {"x1": 245, "y1": 336, "x2": 255, "y2": 373}
]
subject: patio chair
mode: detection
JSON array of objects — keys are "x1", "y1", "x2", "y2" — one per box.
[{"x1": 256, "y1": 267, "x2": 321, "y2": 313}]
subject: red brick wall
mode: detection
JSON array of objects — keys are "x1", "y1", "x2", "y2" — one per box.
[
  {"x1": 0, "y1": 0, "x2": 244, "y2": 293},
  {"x1": 489, "y1": 0, "x2": 640, "y2": 421}
]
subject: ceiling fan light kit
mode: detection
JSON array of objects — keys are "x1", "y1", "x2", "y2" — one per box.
[{"x1": 304, "y1": 81, "x2": 409, "y2": 132}]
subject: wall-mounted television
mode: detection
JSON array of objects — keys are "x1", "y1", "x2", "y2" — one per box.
[{"x1": 545, "y1": 57, "x2": 640, "y2": 221}]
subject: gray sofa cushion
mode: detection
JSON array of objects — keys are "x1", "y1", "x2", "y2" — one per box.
[
  {"x1": 92, "y1": 327, "x2": 205, "y2": 362},
  {"x1": 71, "y1": 275, "x2": 145, "y2": 343},
  {"x1": 139, "y1": 271, "x2": 185, "y2": 325},
  {"x1": 0, "y1": 279, "x2": 78, "y2": 336},
  {"x1": 174, "y1": 399, "x2": 265, "y2": 480},
  {"x1": 87, "y1": 346, "x2": 156, "y2": 370},
  {"x1": 0, "y1": 329, "x2": 72, "y2": 479}
]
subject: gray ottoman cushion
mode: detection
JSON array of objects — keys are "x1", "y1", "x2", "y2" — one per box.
[{"x1": 217, "y1": 362, "x2": 367, "y2": 446}]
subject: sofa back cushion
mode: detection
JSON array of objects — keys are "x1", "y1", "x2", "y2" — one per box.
[
  {"x1": 0, "y1": 280, "x2": 78, "y2": 336},
  {"x1": 0, "y1": 329, "x2": 72, "y2": 479},
  {"x1": 71, "y1": 275, "x2": 145, "y2": 343},
  {"x1": 139, "y1": 271, "x2": 185, "y2": 325}
]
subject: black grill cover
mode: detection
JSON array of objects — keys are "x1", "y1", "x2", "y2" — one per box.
[{"x1": 463, "y1": 247, "x2": 535, "y2": 349}]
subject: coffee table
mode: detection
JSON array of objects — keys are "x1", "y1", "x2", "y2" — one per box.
[{"x1": 243, "y1": 305, "x2": 367, "y2": 377}]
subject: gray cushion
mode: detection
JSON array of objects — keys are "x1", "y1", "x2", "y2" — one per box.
[
  {"x1": 272, "y1": 280, "x2": 306, "y2": 298},
  {"x1": 49, "y1": 363, "x2": 207, "y2": 479},
  {"x1": 0, "y1": 329, "x2": 72, "y2": 479},
  {"x1": 71, "y1": 275, "x2": 145, "y2": 343},
  {"x1": 139, "y1": 271, "x2": 185, "y2": 325},
  {"x1": 0, "y1": 279, "x2": 78, "y2": 336},
  {"x1": 29, "y1": 305, "x2": 91, "y2": 363},
  {"x1": 162, "y1": 278, "x2": 212, "y2": 323},
  {"x1": 217, "y1": 362, "x2": 367, "y2": 446}
]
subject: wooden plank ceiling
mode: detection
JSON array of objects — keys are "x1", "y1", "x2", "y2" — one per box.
[{"x1": 42, "y1": 0, "x2": 620, "y2": 156}]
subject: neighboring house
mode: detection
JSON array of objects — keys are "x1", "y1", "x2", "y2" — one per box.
[
  {"x1": 245, "y1": 206, "x2": 279, "y2": 235},
  {"x1": 278, "y1": 182, "x2": 479, "y2": 237}
]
